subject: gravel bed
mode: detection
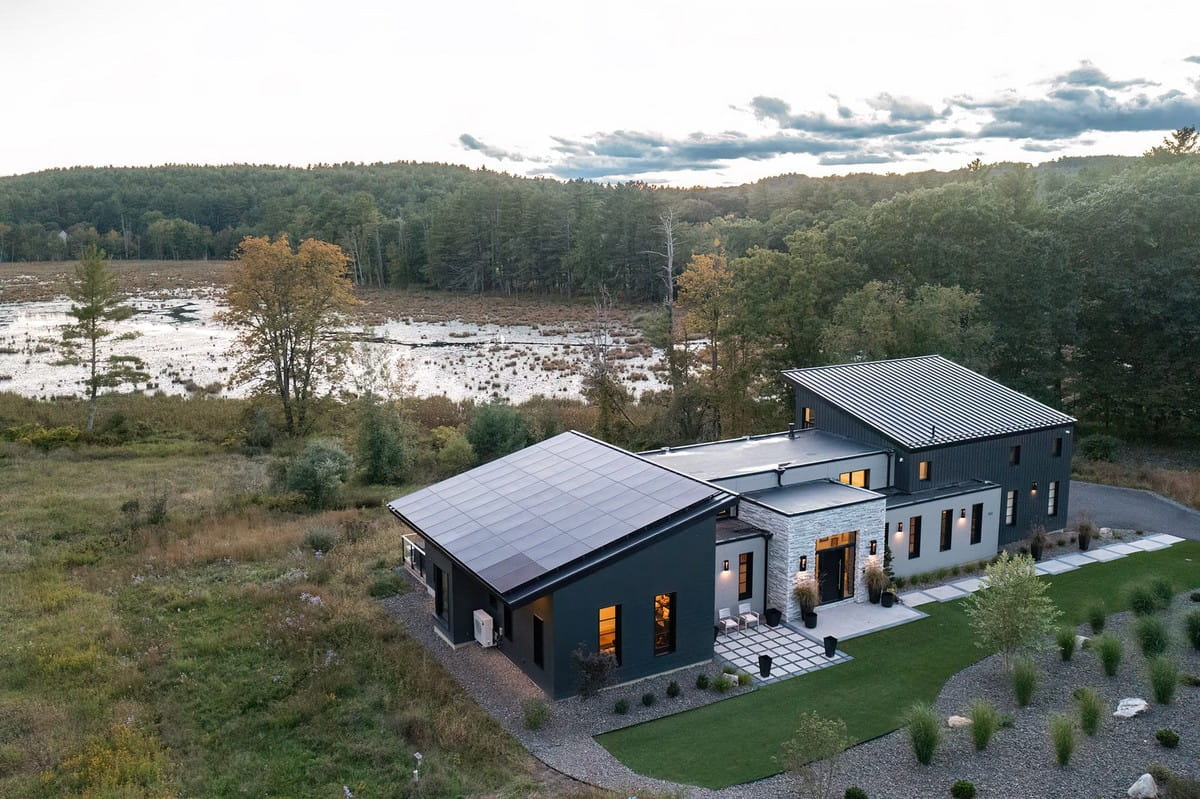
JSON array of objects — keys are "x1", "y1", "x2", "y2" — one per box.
[{"x1": 833, "y1": 594, "x2": 1200, "y2": 799}]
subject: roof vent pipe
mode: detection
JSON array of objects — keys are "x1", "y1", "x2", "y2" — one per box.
[{"x1": 788, "y1": 422, "x2": 796, "y2": 439}]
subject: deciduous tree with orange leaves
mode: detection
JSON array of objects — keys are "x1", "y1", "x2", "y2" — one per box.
[{"x1": 221, "y1": 235, "x2": 358, "y2": 435}]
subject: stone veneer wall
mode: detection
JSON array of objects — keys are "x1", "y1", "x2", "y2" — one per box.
[{"x1": 739, "y1": 498, "x2": 886, "y2": 622}]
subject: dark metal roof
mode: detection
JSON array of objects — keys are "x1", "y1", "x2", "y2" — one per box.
[
  {"x1": 639, "y1": 429, "x2": 884, "y2": 481},
  {"x1": 782, "y1": 356, "x2": 1075, "y2": 449},
  {"x1": 387, "y1": 431, "x2": 730, "y2": 597},
  {"x1": 742, "y1": 480, "x2": 883, "y2": 516}
]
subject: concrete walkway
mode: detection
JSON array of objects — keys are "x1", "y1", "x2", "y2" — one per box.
[{"x1": 1069, "y1": 480, "x2": 1200, "y2": 540}]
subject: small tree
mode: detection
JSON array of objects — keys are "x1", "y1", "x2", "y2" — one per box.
[
  {"x1": 777, "y1": 711, "x2": 850, "y2": 799},
  {"x1": 62, "y1": 245, "x2": 135, "y2": 432},
  {"x1": 963, "y1": 551, "x2": 1061, "y2": 668},
  {"x1": 467, "y1": 403, "x2": 530, "y2": 463},
  {"x1": 429, "y1": 426, "x2": 476, "y2": 478},
  {"x1": 357, "y1": 396, "x2": 410, "y2": 484},
  {"x1": 285, "y1": 439, "x2": 354, "y2": 509},
  {"x1": 571, "y1": 645, "x2": 617, "y2": 698}
]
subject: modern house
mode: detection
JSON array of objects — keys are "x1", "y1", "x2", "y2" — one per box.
[{"x1": 390, "y1": 355, "x2": 1075, "y2": 697}]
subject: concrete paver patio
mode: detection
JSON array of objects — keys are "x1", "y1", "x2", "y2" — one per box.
[{"x1": 714, "y1": 623, "x2": 849, "y2": 684}]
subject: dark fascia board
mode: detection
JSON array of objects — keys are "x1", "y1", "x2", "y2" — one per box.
[
  {"x1": 738, "y1": 485, "x2": 884, "y2": 518},
  {"x1": 781, "y1": 371, "x2": 1076, "y2": 450},
  {"x1": 389, "y1": 493, "x2": 737, "y2": 608}
]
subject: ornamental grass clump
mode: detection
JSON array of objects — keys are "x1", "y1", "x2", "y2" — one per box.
[
  {"x1": 1148, "y1": 656, "x2": 1178, "y2": 704},
  {"x1": 1048, "y1": 714, "x2": 1075, "y2": 766},
  {"x1": 1127, "y1": 583, "x2": 1160, "y2": 616},
  {"x1": 1012, "y1": 658, "x2": 1038, "y2": 707},
  {"x1": 1095, "y1": 634, "x2": 1122, "y2": 676},
  {"x1": 904, "y1": 702, "x2": 940, "y2": 765},
  {"x1": 1074, "y1": 687, "x2": 1103, "y2": 736},
  {"x1": 1087, "y1": 601, "x2": 1106, "y2": 634},
  {"x1": 950, "y1": 780, "x2": 976, "y2": 799},
  {"x1": 1184, "y1": 610, "x2": 1200, "y2": 650},
  {"x1": 968, "y1": 699, "x2": 999, "y2": 751},
  {"x1": 1149, "y1": 576, "x2": 1175, "y2": 607},
  {"x1": 1056, "y1": 627, "x2": 1076, "y2": 661},
  {"x1": 1136, "y1": 616, "x2": 1171, "y2": 658}
]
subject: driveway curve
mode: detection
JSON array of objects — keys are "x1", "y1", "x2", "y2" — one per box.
[{"x1": 1068, "y1": 480, "x2": 1200, "y2": 540}]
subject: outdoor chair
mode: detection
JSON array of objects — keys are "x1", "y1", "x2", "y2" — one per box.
[
  {"x1": 718, "y1": 607, "x2": 740, "y2": 634},
  {"x1": 738, "y1": 602, "x2": 760, "y2": 629}
]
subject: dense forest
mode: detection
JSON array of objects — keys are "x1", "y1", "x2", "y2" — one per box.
[{"x1": 1, "y1": 152, "x2": 1197, "y2": 442}]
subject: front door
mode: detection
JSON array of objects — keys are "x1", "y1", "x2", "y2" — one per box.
[{"x1": 814, "y1": 531, "x2": 857, "y2": 604}]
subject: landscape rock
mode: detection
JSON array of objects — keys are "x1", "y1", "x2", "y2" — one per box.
[
  {"x1": 1076, "y1": 634, "x2": 1090, "y2": 649},
  {"x1": 947, "y1": 715, "x2": 972, "y2": 728},
  {"x1": 1113, "y1": 698, "x2": 1149, "y2": 718},
  {"x1": 1128, "y1": 772, "x2": 1158, "y2": 798}
]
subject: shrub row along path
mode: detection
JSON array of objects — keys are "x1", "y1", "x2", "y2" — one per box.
[{"x1": 1069, "y1": 480, "x2": 1200, "y2": 540}]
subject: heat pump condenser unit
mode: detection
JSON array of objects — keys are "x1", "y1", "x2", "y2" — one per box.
[{"x1": 473, "y1": 609, "x2": 495, "y2": 647}]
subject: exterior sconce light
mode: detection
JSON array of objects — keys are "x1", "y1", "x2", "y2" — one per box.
[
  {"x1": 960, "y1": 508, "x2": 966, "y2": 519},
  {"x1": 799, "y1": 555, "x2": 808, "y2": 571},
  {"x1": 1031, "y1": 481, "x2": 1038, "y2": 491},
  {"x1": 897, "y1": 521, "x2": 904, "y2": 533},
  {"x1": 723, "y1": 559, "x2": 730, "y2": 572},
  {"x1": 869, "y1": 540, "x2": 878, "y2": 556}
]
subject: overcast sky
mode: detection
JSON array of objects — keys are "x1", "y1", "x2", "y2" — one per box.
[{"x1": 4, "y1": 0, "x2": 1199, "y2": 185}]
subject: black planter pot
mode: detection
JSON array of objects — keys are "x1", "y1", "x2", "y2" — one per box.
[
  {"x1": 868, "y1": 586, "x2": 882, "y2": 604},
  {"x1": 713, "y1": 625, "x2": 719, "y2": 642},
  {"x1": 758, "y1": 654, "x2": 772, "y2": 678},
  {"x1": 764, "y1": 607, "x2": 782, "y2": 627},
  {"x1": 1030, "y1": 542, "x2": 1044, "y2": 561},
  {"x1": 880, "y1": 592, "x2": 895, "y2": 608},
  {"x1": 823, "y1": 635, "x2": 838, "y2": 658},
  {"x1": 1079, "y1": 536, "x2": 1091, "y2": 552},
  {"x1": 804, "y1": 611, "x2": 818, "y2": 629}
]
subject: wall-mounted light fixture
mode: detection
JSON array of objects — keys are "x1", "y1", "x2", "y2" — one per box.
[
  {"x1": 897, "y1": 521, "x2": 904, "y2": 532},
  {"x1": 869, "y1": 540, "x2": 877, "y2": 556},
  {"x1": 960, "y1": 508, "x2": 966, "y2": 519},
  {"x1": 1031, "y1": 481, "x2": 1038, "y2": 492},
  {"x1": 723, "y1": 559, "x2": 730, "y2": 572},
  {"x1": 799, "y1": 555, "x2": 808, "y2": 572}
]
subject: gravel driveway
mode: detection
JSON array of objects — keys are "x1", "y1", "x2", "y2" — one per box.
[{"x1": 1069, "y1": 481, "x2": 1200, "y2": 541}]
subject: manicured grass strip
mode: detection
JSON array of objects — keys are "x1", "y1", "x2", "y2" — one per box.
[{"x1": 597, "y1": 541, "x2": 1200, "y2": 789}]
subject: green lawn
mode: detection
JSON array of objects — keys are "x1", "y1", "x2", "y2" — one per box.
[{"x1": 597, "y1": 540, "x2": 1200, "y2": 789}]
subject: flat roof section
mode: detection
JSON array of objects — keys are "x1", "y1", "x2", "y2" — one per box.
[
  {"x1": 743, "y1": 479, "x2": 883, "y2": 516},
  {"x1": 715, "y1": 517, "x2": 770, "y2": 543},
  {"x1": 880, "y1": 479, "x2": 999, "y2": 510},
  {"x1": 639, "y1": 429, "x2": 885, "y2": 482}
]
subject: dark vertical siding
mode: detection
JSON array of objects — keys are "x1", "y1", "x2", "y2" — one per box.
[
  {"x1": 424, "y1": 540, "x2": 496, "y2": 645},
  {"x1": 505, "y1": 595, "x2": 555, "y2": 695}
]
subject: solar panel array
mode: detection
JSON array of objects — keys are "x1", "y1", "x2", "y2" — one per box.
[
  {"x1": 388, "y1": 431, "x2": 722, "y2": 594},
  {"x1": 782, "y1": 355, "x2": 1075, "y2": 448}
]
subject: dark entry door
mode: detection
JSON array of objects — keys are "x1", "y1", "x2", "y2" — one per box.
[{"x1": 817, "y1": 548, "x2": 844, "y2": 603}]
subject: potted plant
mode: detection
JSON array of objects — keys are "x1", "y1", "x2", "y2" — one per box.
[
  {"x1": 864, "y1": 563, "x2": 888, "y2": 604},
  {"x1": 1077, "y1": 519, "x2": 1095, "y2": 552},
  {"x1": 880, "y1": 585, "x2": 896, "y2": 608},
  {"x1": 763, "y1": 607, "x2": 782, "y2": 627},
  {"x1": 793, "y1": 579, "x2": 818, "y2": 628},
  {"x1": 1029, "y1": 525, "x2": 1047, "y2": 561}
]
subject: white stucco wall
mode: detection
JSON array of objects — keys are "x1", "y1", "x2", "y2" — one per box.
[
  {"x1": 887, "y1": 486, "x2": 1002, "y2": 578},
  {"x1": 740, "y1": 498, "x2": 886, "y2": 621},
  {"x1": 714, "y1": 536, "x2": 768, "y2": 621}
]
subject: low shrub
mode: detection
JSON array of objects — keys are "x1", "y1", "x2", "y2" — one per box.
[
  {"x1": 737, "y1": 672, "x2": 752, "y2": 687},
  {"x1": 1185, "y1": 611, "x2": 1200, "y2": 650},
  {"x1": 302, "y1": 524, "x2": 338, "y2": 553},
  {"x1": 613, "y1": 698, "x2": 629, "y2": 715},
  {"x1": 1078, "y1": 433, "x2": 1120, "y2": 461},
  {"x1": 522, "y1": 699, "x2": 549, "y2": 730},
  {"x1": 722, "y1": 665, "x2": 737, "y2": 675},
  {"x1": 1096, "y1": 634, "x2": 1122, "y2": 676},
  {"x1": 1191, "y1": 591, "x2": 1200, "y2": 602},
  {"x1": 1087, "y1": 601, "x2": 1106, "y2": 634},
  {"x1": 1049, "y1": 714, "x2": 1075, "y2": 766},
  {"x1": 1181, "y1": 673, "x2": 1200, "y2": 687},
  {"x1": 666, "y1": 680, "x2": 681, "y2": 698},
  {"x1": 998, "y1": 712, "x2": 1015, "y2": 728},
  {"x1": 641, "y1": 692, "x2": 656, "y2": 707},
  {"x1": 572, "y1": 646, "x2": 618, "y2": 697},
  {"x1": 968, "y1": 699, "x2": 999, "y2": 751},
  {"x1": 1149, "y1": 576, "x2": 1175, "y2": 606},
  {"x1": 844, "y1": 788, "x2": 868, "y2": 799},
  {"x1": 905, "y1": 702, "x2": 940, "y2": 765},
  {"x1": 1149, "y1": 656, "x2": 1178, "y2": 704},
  {"x1": 695, "y1": 673, "x2": 710, "y2": 690},
  {"x1": 368, "y1": 573, "x2": 403, "y2": 597},
  {"x1": 1012, "y1": 658, "x2": 1037, "y2": 707},
  {"x1": 951, "y1": 780, "x2": 977, "y2": 799},
  {"x1": 713, "y1": 675, "x2": 733, "y2": 693},
  {"x1": 1056, "y1": 627, "x2": 1076, "y2": 661},
  {"x1": 285, "y1": 439, "x2": 354, "y2": 509},
  {"x1": 1136, "y1": 616, "x2": 1171, "y2": 658},
  {"x1": 1128, "y1": 583, "x2": 1161, "y2": 616},
  {"x1": 1074, "y1": 687, "x2": 1102, "y2": 736},
  {"x1": 1156, "y1": 728, "x2": 1180, "y2": 748}
]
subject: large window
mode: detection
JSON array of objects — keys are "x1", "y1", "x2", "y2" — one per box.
[
  {"x1": 1009, "y1": 445, "x2": 1021, "y2": 465},
  {"x1": 919, "y1": 460, "x2": 932, "y2": 482},
  {"x1": 970, "y1": 503, "x2": 983, "y2": 545},
  {"x1": 738, "y1": 552, "x2": 753, "y2": 601},
  {"x1": 1047, "y1": 481, "x2": 1059, "y2": 517},
  {"x1": 653, "y1": 593, "x2": 676, "y2": 656},
  {"x1": 598, "y1": 605, "x2": 621, "y2": 664},
  {"x1": 838, "y1": 469, "x2": 870, "y2": 488},
  {"x1": 908, "y1": 516, "x2": 922, "y2": 559},
  {"x1": 532, "y1": 615, "x2": 544, "y2": 669},
  {"x1": 1005, "y1": 490, "x2": 1017, "y2": 526},
  {"x1": 940, "y1": 509, "x2": 953, "y2": 552}
]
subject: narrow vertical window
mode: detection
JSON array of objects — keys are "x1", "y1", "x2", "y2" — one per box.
[
  {"x1": 1005, "y1": 490, "x2": 1017, "y2": 525},
  {"x1": 737, "y1": 552, "x2": 753, "y2": 600},
  {"x1": 434, "y1": 565, "x2": 449, "y2": 622},
  {"x1": 908, "y1": 516, "x2": 922, "y2": 559},
  {"x1": 598, "y1": 605, "x2": 620, "y2": 664},
  {"x1": 1052, "y1": 437, "x2": 1063, "y2": 457},
  {"x1": 919, "y1": 461, "x2": 932, "y2": 482},
  {"x1": 940, "y1": 509, "x2": 953, "y2": 551},
  {"x1": 1009, "y1": 445, "x2": 1021, "y2": 465},
  {"x1": 653, "y1": 593, "x2": 676, "y2": 656},
  {"x1": 1047, "y1": 481, "x2": 1059, "y2": 516},
  {"x1": 802, "y1": 407, "x2": 814, "y2": 428},
  {"x1": 970, "y1": 503, "x2": 983, "y2": 545},
  {"x1": 503, "y1": 604, "x2": 513, "y2": 641},
  {"x1": 532, "y1": 615, "x2": 544, "y2": 669}
]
